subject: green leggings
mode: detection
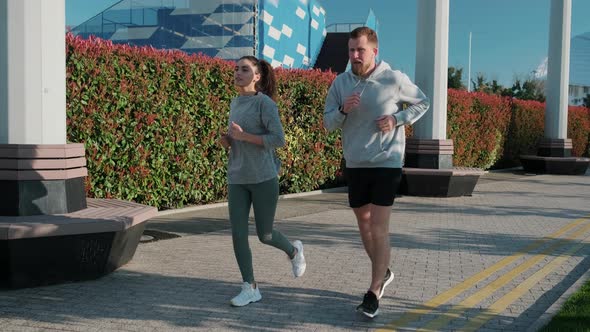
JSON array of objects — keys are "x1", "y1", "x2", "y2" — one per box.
[{"x1": 228, "y1": 177, "x2": 295, "y2": 283}]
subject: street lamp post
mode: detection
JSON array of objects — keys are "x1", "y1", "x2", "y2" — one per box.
[{"x1": 468, "y1": 31, "x2": 472, "y2": 92}]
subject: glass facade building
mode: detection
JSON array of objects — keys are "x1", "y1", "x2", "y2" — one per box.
[
  {"x1": 71, "y1": 0, "x2": 326, "y2": 69},
  {"x1": 569, "y1": 32, "x2": 590, "y2": 105}
]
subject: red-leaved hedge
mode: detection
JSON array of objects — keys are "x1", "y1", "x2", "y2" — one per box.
[
  {"x1": 568, "y1": 106, "x2": 590, "y2": 157},
  {"x1": 66, "y1": 34, "x2": 339, "y2": 209},
  {"x1": 447, "y1": 89, "x2": 512, "y2": 168},
  {"x1": 66, "y1": 34, "x2": 590, "y2": 208},
  {"x1": 449, "y1": 90, "x2": 590, "y2": 168},
  {"x1": 499, "y1": 99, "x2": 590, "y2": 166}
]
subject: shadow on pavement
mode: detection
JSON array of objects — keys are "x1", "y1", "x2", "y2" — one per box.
[{"x1": 0, "y1": 271, "x2": 385, "y2": 330}]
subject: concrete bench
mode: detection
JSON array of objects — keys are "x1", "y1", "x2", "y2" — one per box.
[
  {"x1": 0, "y1": 198, "x2": 157, "y2": 240},
  {"x1": 520, "y1": 155, "x2": 590, "y2": 175},
  {"x1": 401, "y1": 167, "x2": 485, "y2": 197},
  {"x1": 403, "y1": 167, "x2": 485, "y2": 177},
  {"x1": 1, "y1": 198, "x2": 157, "y2": 289}
]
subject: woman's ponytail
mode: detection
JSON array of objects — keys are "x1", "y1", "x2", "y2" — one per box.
[{"x1": 256, "y1": 59, "x2": 277, "y2": 102}]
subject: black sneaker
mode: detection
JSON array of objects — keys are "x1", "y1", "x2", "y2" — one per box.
[
  {"x1": 356, "y1": 291, "x2": 379, "y2": 318},
  {"x1": 378, "y1": 268, "x2": 395, "y2": 299}
]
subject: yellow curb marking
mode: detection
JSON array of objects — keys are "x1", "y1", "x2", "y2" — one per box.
[
  {"x1": 377, "y1": 215, "x2": 590, "y2": 332},
  {"x1": 416, "y1": 221, "x2": 590, "y2": 331},
  {"x1": 462, "y1": 238, "x2": 588, "y2": 331}
]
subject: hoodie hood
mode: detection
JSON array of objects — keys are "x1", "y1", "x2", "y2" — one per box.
[{"x1": 347, "y1": 60, "x2": 392, "y2": 82}]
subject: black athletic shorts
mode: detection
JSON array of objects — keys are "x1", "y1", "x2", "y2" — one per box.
[{"x1": 345, "y1": 167, "x2": 402, "y2": 208}]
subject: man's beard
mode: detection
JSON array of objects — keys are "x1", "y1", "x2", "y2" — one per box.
[{"x1": 352, "y1": 62, "x2": 370, "y2": 76}]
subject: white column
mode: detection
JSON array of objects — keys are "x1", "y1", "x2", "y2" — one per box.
[
  {"x1": 413, "y1": 0, "x2": 449, "y2": 140},
  {"x1": 0, "y1": 0, "x2": 66, "y2": 144},
  {"x1": 545, "y1": 0, "x2": 571, "y2": 139}
]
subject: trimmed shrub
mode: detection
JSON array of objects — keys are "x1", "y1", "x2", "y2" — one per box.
[
  {"x1": 67, "y1": 36, "x2": 235, "y2": 208},
  {"x1": 568, "y1": 106, "x2": 590, "y2": 157},
  {"x1": 66, "y1": 34, "x2": 590, "y2": 209},
  {"x1": 501, "y1": 99, "x2": 545, "y2": 166},
  {"x1": 447, "y1": 89, "x2": 511, "y2": 169},
  {"x1": 66, "y1": 34, "x2": 340, "y2": 209},
  {"x1": 500, "y1": 101, "x2": 590, "y2": 167},
  {"x1": 275, "y1": 68, "x2": 340, "y2": 193}
]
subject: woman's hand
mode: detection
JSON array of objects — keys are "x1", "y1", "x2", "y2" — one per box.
[
  {"x1": 228, "y1": 121, "x2": 264, "y2": 145},
  {"x1": 229, "y1": 121, "x2": 245, "y2": 141},
  {"x1": 218, "y1": 132, "x2": 231, "y2": 149}
]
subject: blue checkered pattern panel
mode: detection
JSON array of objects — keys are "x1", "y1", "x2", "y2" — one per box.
[
  {"x1": 71, "y1": 0, "x2": 326, "y2": 67},
  {"x1": 257, "y1": 0, "x2": 326, "y2": 68},
  {"x1": 72, "y1": 0, "x2": 257, "y2": 61}
]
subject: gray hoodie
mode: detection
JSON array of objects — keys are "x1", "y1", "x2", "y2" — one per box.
[{"x1": 323, "y1": 61, "x2": 430, "y2": 168}]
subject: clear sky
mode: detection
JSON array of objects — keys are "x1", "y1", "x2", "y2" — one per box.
[
  {"x1": 323, "y1": 0, "x2": 590, "y2": 87},
  {"x1": 66, "y1": 0, "x2": 590, "y2": 87}
]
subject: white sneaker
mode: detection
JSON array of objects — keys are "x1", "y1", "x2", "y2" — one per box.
[
  {"x1": 230, "y1": 282, "x2": 262, "y2": 307},
  {"x1": 291, "y1": 240, "x2": 306, "y2": 277},
  {"x1": 378, "y1": 268, "x2": 395, "y2": 299}
]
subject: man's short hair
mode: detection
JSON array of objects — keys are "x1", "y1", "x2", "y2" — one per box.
[{"x1": 350, "y1": 27, "x2": 378, "y2": 46}]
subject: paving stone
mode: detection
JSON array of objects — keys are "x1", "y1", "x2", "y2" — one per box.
[{"x1": 1, "y1": 171, "x2": 589, "y2": 331}]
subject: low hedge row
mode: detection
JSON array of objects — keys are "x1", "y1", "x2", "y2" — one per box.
[
  {"x1": 66, "y1": 34, "x2": 339, "y2": 209},
  {"x1": 447, "y1": 90, "x2": 512, "y2": 169},
  {"x1": 447, "y1": 90, "x2": 590, "y2": 169},
  {"x1": 66, "y1": 35, "x2": 590, "y2": 208}
]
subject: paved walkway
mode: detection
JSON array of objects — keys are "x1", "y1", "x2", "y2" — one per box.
[{"x1": 1, "y1": 170, "x2": 590, "y2": 331}]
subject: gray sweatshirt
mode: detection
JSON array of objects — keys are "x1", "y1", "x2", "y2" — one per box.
[
  {"x1": 227, "y1": 93, "x2": 286, "y2": 184},
  {"x1": 323, "y1": 61, "x2": 430, "y2": 168}
]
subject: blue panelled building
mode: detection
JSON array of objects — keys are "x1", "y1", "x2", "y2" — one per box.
[{"x1": 71, "y1": 0, "x2": 327, "y2": 69}]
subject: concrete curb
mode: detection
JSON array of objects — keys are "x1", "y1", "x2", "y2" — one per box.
[
  {"x1": 527, "y1": 265, "x2": 590, "y2": 332},
  {"x1": 487, "y1": 167, "x2": 519, "y2": 173},
  {"x1": 155, "y1": 167, "x2": 523, "y2": 217},
  {"x1": 156, "y1": 186, "x2": 347, "y2": 216}
]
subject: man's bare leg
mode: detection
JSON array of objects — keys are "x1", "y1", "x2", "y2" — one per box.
[
  {"x1": 353, "y1": 204, "x2": 374, "y2": 261},
  {"x1": 367, "y1": 204, "x2": 391, "y2": 295},
  {"x1": 353, "y1": 204, "x2": 392, "y2": 294}
]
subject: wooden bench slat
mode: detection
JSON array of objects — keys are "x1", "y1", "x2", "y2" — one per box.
[{"x1": 0, "y1": 198, "x2": 157, "y2": 240}]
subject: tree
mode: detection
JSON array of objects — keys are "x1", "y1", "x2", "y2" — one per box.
[
  {"x1": 448, "y1": 67, "x2": 465, "y2": 89},
  {"x1": 489, "y1": 79, "x2": 503, "y2": 95},
  {"x1": 510, "y1": 79, "x2": 522, "y2": 97},
  {"x1": 471, "y1": 73, "x2": 506, "y2": 95},
  {"x1": 584, "y1": 93, "x2": 590, "y2": 108},
  {"x1": 511, "y1": 78, "x2": 545, "y2": 102},
  {"x1": 472, "y1": 73, "x2": 489, "y2": 93}
]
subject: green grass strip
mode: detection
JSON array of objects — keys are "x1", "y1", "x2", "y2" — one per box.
[{"x1": 541, "y1": 277, "x2": 590, "y2": 331}]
